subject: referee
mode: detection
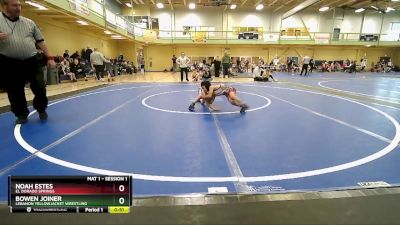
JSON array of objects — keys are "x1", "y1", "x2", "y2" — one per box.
[{"x1": 0, "y1": 0, "x2": 55, "y2": 124}]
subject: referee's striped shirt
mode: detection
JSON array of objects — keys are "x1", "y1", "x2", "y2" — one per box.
[{"x1": 0, "y1": 12, "x2": 44, "y2": 60}]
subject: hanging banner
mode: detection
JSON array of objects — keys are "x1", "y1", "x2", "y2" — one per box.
[
  {"x1": 315, "y1": 33, "x2": 330, "y2": 44},
  {"x1": 143, "y1": 30, "x2": 158, "y2": 42},
  {"x1": 264, "y1": 33, "x2": 279, "y2": 43},
  {"x1": 69, "y1": 0, "x2": 90, "y2": 15}
]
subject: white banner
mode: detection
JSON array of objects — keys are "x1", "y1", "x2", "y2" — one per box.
[
  {"x1": 315, "y1": 33, "x2": 330, "y2": 44},
  {"x1": 264, "y1": 33, "x2": 279, "y2": 43},
  {"x1": 69, "y1": 0, "x2": 89, "y2": 15}
]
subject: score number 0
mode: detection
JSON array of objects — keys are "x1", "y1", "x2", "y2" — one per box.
[{"x1": 118, "y1": 185, "x2": 126, "y2": 205}]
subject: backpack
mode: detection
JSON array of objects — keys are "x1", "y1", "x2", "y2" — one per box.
[{"x1": 254, "y1": 76, "x2": 270, "y2": 82}]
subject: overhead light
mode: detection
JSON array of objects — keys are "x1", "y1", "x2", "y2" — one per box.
[
  {"x1": 366, "y1": 45, "x2": 371, "y2": 47},
  {"x1": 293, "y1": 5, "x2": 302, "y2": 11},
  {"x1": 230, "y1": 4, "x2": 237, "y2": 9},
  {"x1": 355, "y1": 8, "x2": 365, "y2": 13},
  {"x1": 391, "y1": 0, "x2": 399, "y2": 2},
  {"x1": 385, "y1": 7, "x2": 395, "y2": 12},
  {"x1": 76, "y1": 20, "x2": 88, "y2": 25},
  {"x1": 25, "y1": 1, "x2": 48, "y2": 10},
  {"x1": 156, "y1": 2, "x2": 164, "y2": 8},
  {"x1": 189, "y1": 3, "x2": 196, "y2": 9},
  {"x1": 256, "y1": 4, "x2": 264, "y2": 10},
  {"x1": 104, "y1": 30, "x2": 112, "y2": 35},
  {"x1": 111, "y1": 35, "x2": 123, "y2": 39},
  {"x1": 125, "y1": 3, "x2": 132, "y2": 7},
  {"x1": 371, "y1": 6, "x2": 379, "y2": 10},
  {"x1": 319, "y1": 6, "x2": 329, "y2": 12}
]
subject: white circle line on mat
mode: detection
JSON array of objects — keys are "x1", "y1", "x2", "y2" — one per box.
[{"x1": 14, "y1": 84, "x2": 400, "y2": 183}]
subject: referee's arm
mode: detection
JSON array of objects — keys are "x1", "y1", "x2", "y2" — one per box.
[
  {"x1": 34, "y1": 24, "x2": 56, "y2": 69},
  {"x1": 36, "y1": 42, "x2": 55, "y2": 69}
]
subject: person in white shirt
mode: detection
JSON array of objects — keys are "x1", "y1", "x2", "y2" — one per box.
[
  {"x1": 90, "y1": 48, "x2": 110, "y2": 81},
  {"x1": 300, "y1": 55, "x2": 311, "y2": 76},
  {"x1": 386, "y1": 59, "x2": 393, "y2": 73},
  {"x1": 360, "y1": 59, "x2": 367, "y2": 72},
  {"x1": 176, "y1": 52, "x2": 191, "y2": 82}
]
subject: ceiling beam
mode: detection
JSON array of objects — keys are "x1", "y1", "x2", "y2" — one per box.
[
  {"x1": 351, "y1": 0, "x2": 373, "y2": 8},
  {"x1": 168, "y1": 0, "x2": 174, "y2": 9},
  {"x1": 184, "y1": 0, "x2": 186, "y2": 6},
  {"x1": 240, "y1": 0, "x2": 248, "y2": 7},
  {"x1": 150, "y1": 0, "x2": 155, "y2": 4},
  {"x1": 273, "y1": 0, "x2": 295, "y2": 13},
  {"x1": 138, "y1": 0, "x2": 145, "y2": 4},
  {"x1": 324, "y1": 0, "x2": 343, "y2": 7},
  {"x1": 254, "y1": 0, "x2": 263, "y2": 6},
  {"x1": 280, "y1": 0, "x2": 321, "y2": 18},
  {"x1": 132, "y1": 0, "x2": 140, "y2": 4},
  {"x1": 337, "y1": 0, "x2": 357, "y2": 7},
  {"x1": 224, "y1": 0, "x2": 232, "y2": 11},
  {"x1": 267, "y1": 0, "x2": 279, "y2": 7}
]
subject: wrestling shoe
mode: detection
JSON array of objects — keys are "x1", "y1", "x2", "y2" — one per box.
[
  {"x1": 188, "y1": 104, "x2": 195, "y2": 112},
  {"x1": 240, "y1": 104, "x2": 249, "y2": 113}
]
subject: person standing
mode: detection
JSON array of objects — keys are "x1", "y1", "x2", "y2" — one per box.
[
  {"x1": 70, "y1": 50, "x2": 79, "y2": 60},
  {"x1": 139, "y1": 57, "x2": 145, "y2": 75},
  {"x1": 176, "y1": 52, "x2": 190, "y2": 82},
  {"x1": 171, "y1": 54, "x2": 177, "y2": 73},
  {"x1": 309, "y1": 58, "x2": 314, "y2": 74},
  {"x1": 0, "y1": 0, "x2": 56, "y2": 124},
  {"x1": 222, "y1": 52, "x2": 231, "y2": 78},
  {"x1": 213, "y1": 56, "x2": 221, "y2": 77},
  {"x1": 360, "y1": 58, "x2": 367, "y2": 72},
  {"x1": 84, "y1": 46, "x2": 92, "y2": 63},
  {"x1": 90, "y1": 48, "x2": 110, "y2": 81},
  {"x1": 63, "y1": 50, "x2": 69, "y2": 60},
  {"x1": 300, "y1": 55, "x2": 311, "y2": 76}
]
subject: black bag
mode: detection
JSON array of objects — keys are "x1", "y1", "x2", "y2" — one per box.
[{"x1": 254, "y1": 76, "x2": 269, "y2": 82}]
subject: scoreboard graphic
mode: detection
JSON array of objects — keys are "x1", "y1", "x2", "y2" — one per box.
[{"x1": 8, "y1": 176, "x2": 132, "y2": 213}]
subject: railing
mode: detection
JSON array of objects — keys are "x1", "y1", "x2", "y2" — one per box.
[{"x1": 44, "y1": 0, "x2": 400, "y2": 45}]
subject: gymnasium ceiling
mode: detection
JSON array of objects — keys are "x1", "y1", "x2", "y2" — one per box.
[{"x1": 118, "y1": 0, "x2": 400, "y2": 11}]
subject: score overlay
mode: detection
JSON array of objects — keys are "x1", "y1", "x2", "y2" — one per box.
[{"x1": 8, "y1": 176, "x2": 132, "y2": 213}]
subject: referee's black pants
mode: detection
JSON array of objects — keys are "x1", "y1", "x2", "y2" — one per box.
[
  {"x1": 180, "y1": 67, "x2": 188, "y2": 81},
  {"x1": 0, "y1": 54, "x2": 48, "y2": 117},
  {"x1": 300, "y1": 64, "x2": 309, "y2": 76}
]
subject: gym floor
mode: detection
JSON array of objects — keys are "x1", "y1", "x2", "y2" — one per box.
[{"x1": 1, "y1": 72, "x2": 400, "y2": 201}]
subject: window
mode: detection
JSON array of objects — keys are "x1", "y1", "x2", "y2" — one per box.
[
  {"x1": 391, "y1": 22, "x2": 400, "y2": 32},
  {"x1": 105, "y1": 9, "x2": 116, "y2": 25},
  {"x1": 88, "y1": 0, "x2": 103, "y2": 16}
]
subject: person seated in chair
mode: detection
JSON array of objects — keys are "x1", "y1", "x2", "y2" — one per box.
[{"x1": 70, "y1": 58, "x2": 84, "y2": 79}]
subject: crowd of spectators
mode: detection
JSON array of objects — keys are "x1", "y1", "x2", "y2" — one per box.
[{"x1": 53, "y1": 46, "x2": 137, "y2": 83}]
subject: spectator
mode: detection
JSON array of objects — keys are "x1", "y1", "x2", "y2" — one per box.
[
  {"x1": 139, "y1": 57, "x2": 145, "y2": 75},
  {"x1": 309, "y1": 58, "x2": 314, "y2": 73},
  {"x1": 287, "y1": 58, "x2": 293, "y2": 74},
  {"x1": 70, "y1": 50, "x2": 79, "y2": 60},
  {"x1": 222, "y1": 52, "x2": 231, "y2": 78},
  {"x1": 69, "y1": 58, "x2": 84, "y2": 79},
  {"x1": 63, "y1": 50, "x2": 69, "y2": 59},
  {"x1": 80, "y1": 48, "x2": 85, "y2": 60},
  {"x1": 360, "y1": 59, "x2": 367, "y2": 72},
  {"x1": 60, "y1": 59, "x2": 77, "y2": 82},
  {"x1": 84, "y1": 46, "x2": 93, "y2": 62},
  {"x1": 172, "y1": 54, "x2": 177, "y2": 73},
  {"x1": 213, "y1": 56, "x2": 221, "y2": 77}
]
